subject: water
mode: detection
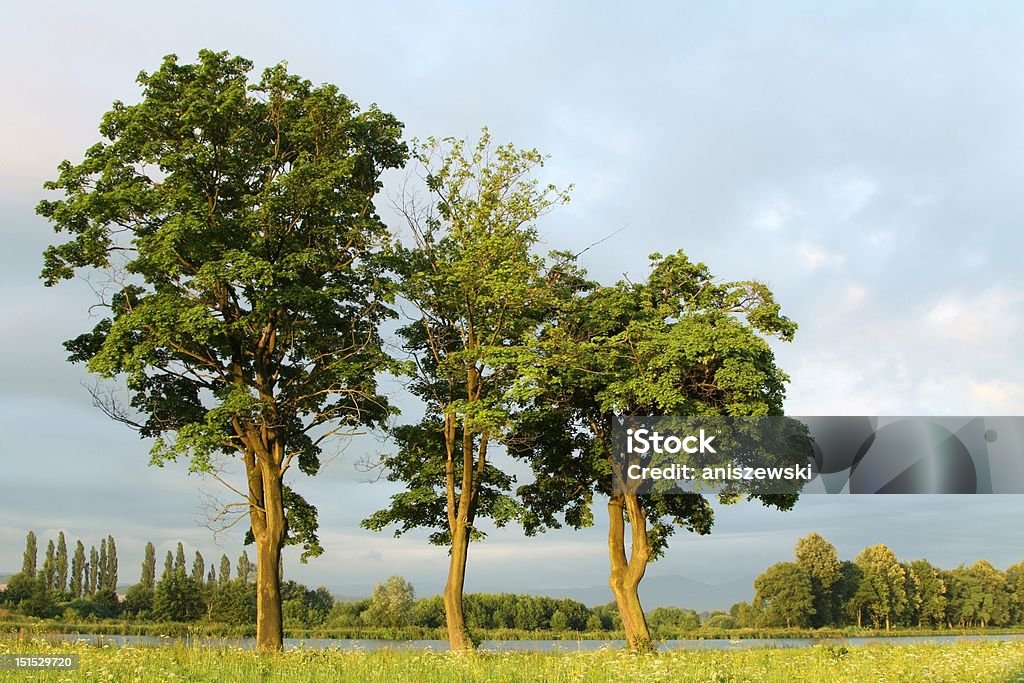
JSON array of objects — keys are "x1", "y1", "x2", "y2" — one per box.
[{"x1": 23, "y1": 633, "x2": 1024, "y2": 652}]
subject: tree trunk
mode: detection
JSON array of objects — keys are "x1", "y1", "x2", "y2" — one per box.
[
  {"x1": 248, "y1": 451, "x2": 286, "y2": 653},
  {"x1": 443, "y1": 521, "x2": 474, "y2": 651},
  {"x1": 608, "y1": 493, "x2": 654, "y2": 652}
]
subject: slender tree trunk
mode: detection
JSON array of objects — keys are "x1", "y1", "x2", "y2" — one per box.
[
  {"x1": 443, "y1": 521, "x2": 473, "y2": 651},
  {"x1": 608, "y1": 493, "x2": 654, "y2": 652}
]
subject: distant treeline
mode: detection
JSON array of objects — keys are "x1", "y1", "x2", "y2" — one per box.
[
  {"x1": 741, "y1": 533, "x2": 1024, "y2": 630},
  {"x1": 3, "y1": 531, "x2": 1023, "y2": 634}
]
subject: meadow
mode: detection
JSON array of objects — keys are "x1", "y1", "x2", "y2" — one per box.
[{"x1": 2, "y1": 637, "x2": 1023, "y2": 682}]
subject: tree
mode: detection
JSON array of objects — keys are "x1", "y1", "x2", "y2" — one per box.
[
  {"x1": 794, "y1": 533, "x2": 841, "y2": 627},
  {"x1": 361, "y1": 575, "x2": 416, "y2": 628},
  {"x1": 237, "y1": 551, "x2": 253, "y2": 584},
  {"x1": 141, "y1": 542, "x2": 156, "y2": 589},
  {"x1": 71, "y1": 541, "x2": 86, "y2": 599},
  {"x1": 88, "y1": 545, "x2": 99, "y2": 596},
  {"x1": 98, "y1": 539, "x2": 108, "y2": 592},
  {"x1": 908, "y1": 559, "x2": 946, "y2": 627},
  {"x1": 855, "y1": 544, "x2": 907, "y2": 630},
  {"x1": 1007, "y1": 561, "x2": 1024, "y2": 626},
  {"x1": 55, "y1": 532, "x2": 69, "y2": 596},
  {"x1": 122, "y1": 584, "x2": 154, "y2": 618},
  {"x1": 153, "y1": 571, "x2": 203, "y2": 622},
  {"x1": 37, "y1": 50, "x2": 406, "y2": 652},
  {"x1": 174, "y1": 543, "x2": 186, "y2": 575},
  {"x1": 512, "y1": 251, "x2": 801, "y2": 650},
  {"x1": 43, "y1": 540, "x2": 56, "y2": 592},
  {"x1": 754, "y1": 562, "x2": 815, "y2": 627},
  {"x1": 220, "y1": 554, "x2": 232, "y2": 586},
  {"x1": 968, "y1": 560, "x2": 1009, "y2": 627},
  {"x1": 106, "y1": 536, "x2": 118, "y2": 592},
  {"x1": 192, "y1": 551, "x2": 206, "y2": 584},
  {"x1": 363, "y1": 131, "x2": 570, "y2": 650},
  {"x1": 162, "y1": 551, "x2": 173, "y2": 581},
  {"x1": 21, "y1": 532, "x2": 38, "y2": 578}
]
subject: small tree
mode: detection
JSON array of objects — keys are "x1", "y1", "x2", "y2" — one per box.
[
  {"x1": 361, "y1": 576, "x2": 416, "y2": 628},
  {"x1": 754, "y1": 562, "x2": 815, "y2": 627}
]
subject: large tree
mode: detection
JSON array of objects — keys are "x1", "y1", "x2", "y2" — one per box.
[
  {"x1": 71, "y1": 541, "x2": 86, "y2": 599},
  {"x1": 513, "y1": 251, "x2": 801, "y2": 650},
  {"x1": 38, "y1": 50, "x2": 406, "y2": 651},
  {"x1": 855, "y1": 544, "x2": 907, "y2": 630},
  {"x1": 55, "y1": 532, "x2": 69, "y2": 596},
  {"x1": 362, "y1": 131, "x2": 571, "y2": 650},
  {"x1": 21, "y1": 531, "x2": 37, "y2": 578}
]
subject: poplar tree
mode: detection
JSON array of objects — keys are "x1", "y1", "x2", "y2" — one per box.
[
  {"x1": 106, "y1": 536, "x2": 118, "y2": 592},
  {"x1": 220, "y1": 555, "x2": 232, "y2": 585},
  {"x1": 71, "y1": 541, "x2": 86, "y2": 598},
  {"x1": 192, "y1": 551, "x2": 206, "y2": 584},
  {"x1": 55, "y1": 532, "x2": 69, "y2": 595},
  {"x1": 88, "y1": 546, "x2": 99, "y2": 595},
  {"x1": 141, "y1": 542, "x2": 156, "y2": 589},
  {"x1": 43, "y1": 540, "x2": 56, "y2": 591},
  {"x1": 21, "y1": 531, "x2": 37, "y2": 578}
]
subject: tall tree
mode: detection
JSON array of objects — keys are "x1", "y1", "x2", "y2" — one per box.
[
  {"x1": 968, "y1": 560, "x2": 1009, "y2": 627},
  {"x1": 163, "y1": 551, "x2": 173, "y2": 581},
  {"x1": 98, "y1": 539, "x2": 108, "y2": 591},
  {"x1": 220, "y1": 555, "x2": 232, "y2": 585},
  {"x1": 43, "y1": 540, "x2": 56, "y2": 591},
  {"x1": 21, "y1": 531, "x2": 38, "y2": 578},
  {"x1": 513, "y1": 251, "x2": 801, "y2": 650},
  {"x1": 106, "y1": 535, "x2": 118, "y2": 592},
  {"x1": 88, "y1": 546, "x2": 99, "y2": 595},
  {"x1": 71, "y1": 541, "x2": 86, "y2": 599},
  {"x1": 141, "y1": 542, "x2": 157, "y2": 589},
  {"x1": 363, "y1": 131, "x2": 571, "y2": 650},
  {"x1": 192, "y1": 551, "x2": 206, "y2": 585},
  {"x1": 174, "y1": 543, "x2": 186, "y2": 575},
  {"x1": 794, "y1": 533, "x2": 841, "y2": 627},
  {"x1": 855, "y1": 544, "x2": 907, "y2": 630},
  {"x1": 37, "y1": 50, "x2": 406, "y2": 652},
  {"x1": 237, "y1": 551, "x2": 252, "y2": 584},
  {"x1": 908, "y1": 559, "x2": 947, "y2": 627},
  {"x1": 55, "y1": 532, "x2": 69, "y2": 596}
]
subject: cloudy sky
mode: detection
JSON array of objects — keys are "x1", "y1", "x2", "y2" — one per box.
[{"x1": 2, "y1": 2, "x2": 1023, "y2": 607}]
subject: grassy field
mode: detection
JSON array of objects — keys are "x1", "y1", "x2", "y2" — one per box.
[{"x1": 2, "y1": 638, "x2": 1023, "y2": 682}]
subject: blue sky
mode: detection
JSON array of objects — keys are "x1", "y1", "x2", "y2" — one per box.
[{"x1": 2, "y1": 2, "x2": 1023, "y2": 606}]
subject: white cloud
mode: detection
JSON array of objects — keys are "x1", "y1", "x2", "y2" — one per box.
[
  {"x1": 925, "y1": 285, "x2": 1023, "y2": 342},
  {"x1": 968, "y1": 379, "x2": 1024, "y2": 414},
  {"x1": 798, "y1": 243, "x2": 845, "y2": 270},
  {"x1": 843, "y1": 283, "x2": 868, "y2": 308}
]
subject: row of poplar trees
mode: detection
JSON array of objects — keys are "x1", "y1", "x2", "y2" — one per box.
[
  {"x1": 38, "y1": 50, "x2": 799, "y2": 651},
  {"x1": 15, "y1": 531, "x2": 118, "y2": 599}
]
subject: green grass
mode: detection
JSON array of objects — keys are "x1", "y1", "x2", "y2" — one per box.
[{"x1": 2, "y1": 638, "x2": 1023, "y2": 682}]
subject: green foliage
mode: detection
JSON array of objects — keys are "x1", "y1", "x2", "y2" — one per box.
[
  {"x1": 364, "y1": 130, "x2": 569, "y2": 546},
  {"x1": 122, "y1": 584, "x2": 155, "y2": 618},
  {"x1": 794, "y1": 533, "x2": 841, "y2": 627},
  {"x1": 153, "y1": 571, "x2": 204, "y2": 622},
  {"x1": 361, "y1": 576, "x2": 415, "y2": 628},
  {"x1": 754, "y1": 562, "x2": 816, "y2": 628},
  {"x1": 37, "y1": 49, "x2": 407, "y2": 563}
]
